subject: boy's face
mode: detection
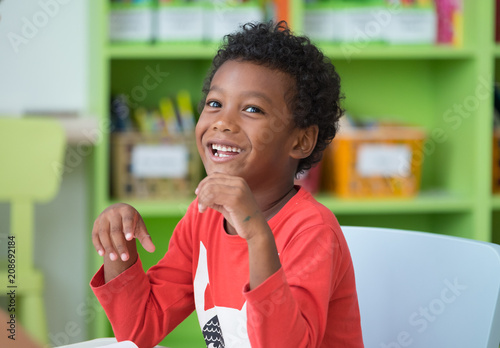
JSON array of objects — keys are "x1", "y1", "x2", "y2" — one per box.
[{"x1": 196, "y1": 60, "x2": 299, "y2": 190}]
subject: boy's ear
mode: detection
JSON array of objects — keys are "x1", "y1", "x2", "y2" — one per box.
[{"x1": 290, "y1": 125, "x2": 319, "y2": 159}]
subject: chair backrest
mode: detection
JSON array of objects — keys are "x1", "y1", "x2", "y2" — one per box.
[
  {"x1": 0, "y1": 117, "x2": 66, "y2": 202},
  {"x1": 342, "y1": 226, "x2": 500, "y2": 348},
  {"x1": 0, "y1": 117, "x2": 66, "y2": 270}
]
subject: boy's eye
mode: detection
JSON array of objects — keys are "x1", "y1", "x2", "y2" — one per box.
[
  {"x1": 244, "y1": 106, "x2": 263, "y2": 114},
  {"x1": 207, "y1": 100, "x2": 221, "y2": 108}
]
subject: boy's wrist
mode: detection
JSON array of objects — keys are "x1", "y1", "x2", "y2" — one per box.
[
  {"x1": 239, "y1": 211, "x2": 271, "y2": 241},
  {"x1": 245, "y1": 219, "x2": 281, "y2": 290},
  {"x1": 103, "y1": 245, "x2": 139, "y2": 283}
]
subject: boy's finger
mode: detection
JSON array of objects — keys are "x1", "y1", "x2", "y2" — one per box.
[
  {"x1": 91, "y1": 219, "x2": 105, "y2": 257},
  {"x1": 122, "y1": 213, "x2": 137, "y2": 241},
  {"x1": 99, "y1": 221, "x2": 118, "y2": 261},
  {"x1": 198, "y1": 182, "x2": 232, "y2": 206},
  {"x1": 136, "y1": 218, "x2": 155, "y2": 253},
  {"x1": 109, "y1": 216, "x2": 129, "y2": 261}
]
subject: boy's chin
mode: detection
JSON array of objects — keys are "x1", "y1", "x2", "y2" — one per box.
[
  {"x1": 204, "y1": 165, "x2": 245, "y2": 178},
  {"x1": 205, "y1": 168, "x2": 234, "y2": 176}
]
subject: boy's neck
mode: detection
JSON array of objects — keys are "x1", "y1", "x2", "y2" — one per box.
[{"x1": 258, "y1": 184, "x2": 298, "y2": 221}]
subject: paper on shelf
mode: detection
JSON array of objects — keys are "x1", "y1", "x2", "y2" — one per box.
[
  {"x1": 356, "y1": 144, "x2": 412, "y2": 178},
  {"x1": 131, "y1": 144, "x2": 189, "y2": 178}
]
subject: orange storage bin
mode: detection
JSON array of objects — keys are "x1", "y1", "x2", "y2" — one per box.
[
  {"x1": 323, "y1": 127, "x2": 426, "y2": 198},
  {"x1": 493, "y1": 129, "x2": 500, "y2": 193}
]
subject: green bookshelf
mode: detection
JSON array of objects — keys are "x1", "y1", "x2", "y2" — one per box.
[
  {"x1": 493, "y1": 195, "x2": 500, "y2": 210},
  {"x1": 87, "y1": 0, "x2": 499, "y2": 346},
  {"x1": 318, "y1": 44, "x2": 476, "y2": 60},
  {"x1": 108, "y1": 198, "x2": 196, "y2": 218},
  {"x1": 316, "y1": 191, "x2": 473, "y2": 215},
  {"x1": 106, "y1": 42, "x2": 219, "y2": 59}
]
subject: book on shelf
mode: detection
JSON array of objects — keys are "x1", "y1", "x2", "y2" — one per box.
[
  {"x1": 303, "y1": 0, "x2": 463, "y2": 47},
  {"x1": 435, "y1": 0, "x2": 463, "y2": 46},
  {"x1": 110, "y1": 90, "x2": 196, "y2": 136}
]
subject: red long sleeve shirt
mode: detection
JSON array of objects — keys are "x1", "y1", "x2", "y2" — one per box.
[{"x1": 90, "y1": 187, "x2": 364, "y2": 348}]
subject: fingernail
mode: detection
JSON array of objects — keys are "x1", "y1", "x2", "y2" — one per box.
[
  {"x1": 198, "y1": 203, "x2": 203, "y2": 212},
  {"x1": 109, "y1": 253, "x2": 117, "y2": 261},
  {"x1": 98, "y1": 250, "x2": 104, "y2": 257},
  {"x1": 126, "y1": 233, "x2": 133, "y2": 240},
  {"x1": 121, "y1": 253, "x2": 128, "y2": 261}
]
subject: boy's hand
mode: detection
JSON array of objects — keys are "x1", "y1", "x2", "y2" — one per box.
[
  {"x1": 195, "y1": 173, "x2": 266, "y2": 240},
  {"x1": 196, "y1": 173, "x2": 282, "y2": 289},
  {"x1": 92, "y1": 203, "x2": 155, "y2": 263}
]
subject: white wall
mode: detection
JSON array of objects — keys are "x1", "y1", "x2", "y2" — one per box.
[
  {"x1": 0, "y1": 0, "x2": 91, "y2": 345},
  {"x1": 0, "y1": 0, "x2": 87, "y2": 113}
]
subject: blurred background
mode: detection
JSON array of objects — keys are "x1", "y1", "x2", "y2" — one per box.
[{"x1": 0, "y1": 0, "x2": 499, "y2": 347}]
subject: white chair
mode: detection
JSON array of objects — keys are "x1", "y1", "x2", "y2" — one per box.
[
  {"x1": 342, "y1": 226, "x2": 500, "y2": 348},
  {"x1": 55, "y1": 338, "x2": 168, "y2": 347}
]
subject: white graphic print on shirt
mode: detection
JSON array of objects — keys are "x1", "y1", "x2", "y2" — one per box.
[{"x1": 193, "y1": 242, "x2": 251, "y2": 348}]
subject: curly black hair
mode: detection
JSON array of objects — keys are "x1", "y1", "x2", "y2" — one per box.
[{"x1": 200, "y1": 21, "x2": 344, "y2": 174}]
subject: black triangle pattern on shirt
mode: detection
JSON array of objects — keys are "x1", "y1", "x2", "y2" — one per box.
[{"x1": 202, "y1": 315, "x2": 225, "y2": 348}]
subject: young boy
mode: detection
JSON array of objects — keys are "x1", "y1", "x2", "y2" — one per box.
[{"x1": 91, "y1": 21, "x2": 364, "y2": 348}]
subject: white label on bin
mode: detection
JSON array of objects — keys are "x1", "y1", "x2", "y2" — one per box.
[
  {"x1": 356, "y1": 144, "x2": 412, "y2": 177},
  {"x1": 131, "y1": 144, "x2": 189, "y2": 178},
  {"x1": 109, "y1": 9, "x2": 153, "y2": 41},
  {"x1": 384, "y1": 9, "x2": 436, "y2": 44}
]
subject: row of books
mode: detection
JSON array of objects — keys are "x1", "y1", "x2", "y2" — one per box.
[
  {"x1": 303, "y1": 0, "x2": 462, "y2": 46},
  {"x1": 109, "y1": 0, "x2": 462, "y2": 45},
  {"x1": 110, "y1": 90, "x2": 196, "y2": 135},
  {"x1": 109, "y1": 0, "x2": 264, "y2": 43}
]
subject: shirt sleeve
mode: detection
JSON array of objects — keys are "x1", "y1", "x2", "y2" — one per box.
[
  {"x1": 243, "y1": 224, "x2": 348, "y2": 348},
  {"x1": 90, "y1": 209, "x2": 196, "y2": 348}
]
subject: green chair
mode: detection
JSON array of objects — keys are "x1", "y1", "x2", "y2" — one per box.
[{"x1": 0, "y1": 117, "x2": 66, "y2": 345}]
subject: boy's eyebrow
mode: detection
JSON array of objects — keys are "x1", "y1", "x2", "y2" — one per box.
[
  {"x1": 209, "y1": 85, "x2": 273, "y2": 106},
  {"x1": 241, "y1": 91, "x2": 273, "y2": 106}
]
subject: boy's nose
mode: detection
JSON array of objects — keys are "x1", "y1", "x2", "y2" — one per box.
[
  {"x1": 212, "y1": 111, "x2": 239, "y2": 133},
  {"x1": 213, "y1": 120, "x2": 231, "y2": 132}
]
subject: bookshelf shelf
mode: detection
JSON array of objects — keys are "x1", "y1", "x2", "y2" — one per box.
[
  {"x1": 107, "y1": 42, "x2": 219, "y2": 59},
  {"x1": 109, "y1": 191, "x2": 472, "y2": 218},
  {"x1": 319, "y1": 44, "x2": 476, "y2": 60},
  {"x1": 108, "y1": 198, "x2": 195, "y2": 217},
  {"x1": 494, "y1": 45, "x2": 500, "y2": 57},
  {"x1": 107, "y1": 42, "x2": 476, "y2": 60},
  {"x1": 316, "y1": 191, "x2": 473, "y2": 215},
  {"x1": 492, "y1": 195, "x2": 500, "y2": 210}
]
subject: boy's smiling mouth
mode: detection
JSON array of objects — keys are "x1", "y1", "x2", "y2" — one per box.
[{"x1": 208, "y1": 142, "x2": 243, "y2": 161}]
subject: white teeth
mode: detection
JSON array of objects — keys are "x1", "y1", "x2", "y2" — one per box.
[
  {"x1": 214, "y1": 152, "x2": 230, "y2": 158},
  {"x1": 211, "y1": 143, "x2": 242, "y2": 153}
]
